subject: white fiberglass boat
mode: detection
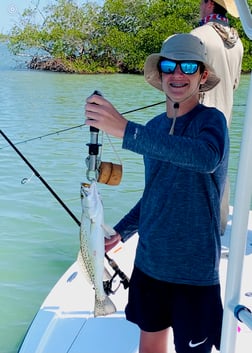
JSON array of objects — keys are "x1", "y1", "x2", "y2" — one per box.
[{"x1": 17, "y1": 207, "x2": 252, "y2": 353}]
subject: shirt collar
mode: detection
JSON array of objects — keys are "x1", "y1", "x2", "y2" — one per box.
[{"x1": 199, "y1": 13, "x2": 229, "y2": 26}]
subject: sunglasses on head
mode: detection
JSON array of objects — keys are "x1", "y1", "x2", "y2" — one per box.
[{"x1": 159, "y1": 60, "x2": 200, "y2": 75}]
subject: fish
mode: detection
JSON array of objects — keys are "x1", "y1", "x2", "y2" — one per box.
[{"x1": 77, "y1": 180, "x2": 117, "y2": 317}]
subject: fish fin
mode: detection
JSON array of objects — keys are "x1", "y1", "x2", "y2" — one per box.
[
  {"x1": 101, "y1": 223, "x2": 116, "y2": 239},
  {"x1": 94, "y1": 295, "x2": 117, "y2": 317}
]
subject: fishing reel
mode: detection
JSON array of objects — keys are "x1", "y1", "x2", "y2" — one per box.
[
  {"x1": 86, "y1": 90, "x2": 122, "y2": 185},
  {"x1": 103, "y1": 253, "x2": 130, "y2": 295}
]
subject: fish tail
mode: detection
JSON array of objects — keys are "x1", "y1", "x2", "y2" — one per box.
[{"x1": 94, "y1": 295, "x2": 117, "y2": 317}]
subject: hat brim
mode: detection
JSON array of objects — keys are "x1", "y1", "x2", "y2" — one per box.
[
  {"x1": 144, "y1": 54, "x2": 220, "y2": 93},
  {"x1": 214, "y1": 0, "x2": 239, "y2": 18}
]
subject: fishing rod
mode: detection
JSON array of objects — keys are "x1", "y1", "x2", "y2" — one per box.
[
  {"x1": 0, "y1": 102, "x2": 246, "y2": 151},
  {"x1": 0, "y1": 129, "x2": 80, "y2": 226},
  {"x1": 0, "y1": 100, "x2": 166, "y2": 150},
  {"x1": 0, "y1": 129, "x2": 129, "y2": 291}
]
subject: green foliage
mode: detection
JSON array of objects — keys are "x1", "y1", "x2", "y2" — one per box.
[
  {"x1": 6, "y1": 0, "x2": 252, "y2": 73},
  {"x1": 241, "y1": 37, "x2": 252, "y2": 72},
  {"x1": 0, "y1": 34, "x2": 8, "y2": 41}
]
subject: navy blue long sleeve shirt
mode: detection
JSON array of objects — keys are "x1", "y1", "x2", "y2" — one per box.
[{"x1": 114, "y1": 104, "x2": 229, "y2": 286}]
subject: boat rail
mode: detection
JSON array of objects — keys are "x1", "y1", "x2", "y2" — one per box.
[
  {"x1": 234, "y1": 305, "x2": 252, "y2": 330},
  {"x1": 220, "y1": 1, "x2": 252, "y2": 352}
]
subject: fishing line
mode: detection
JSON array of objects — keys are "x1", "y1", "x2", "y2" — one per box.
[
  {"x1": 21, "y1": 172, "x2": 35, "y2": 184},
  {"x1": 0, "y1": 100, "x2": 166, "y2": 150},
  {"x1": 0, "y1": 124, "x2": 85, "y2": 150}
]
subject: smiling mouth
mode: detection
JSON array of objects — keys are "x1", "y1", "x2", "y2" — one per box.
[{"x1": 170, "y1": 82, "x2": 187, "y2": 88}]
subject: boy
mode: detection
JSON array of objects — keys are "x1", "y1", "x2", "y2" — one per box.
[{"x1": 85, "y1": 33, "x2": 229, "y2": 353}]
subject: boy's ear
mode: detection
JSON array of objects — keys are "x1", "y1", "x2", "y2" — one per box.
[{"x1": 200, "y1": 70, "x2": 209, "y2": 85}]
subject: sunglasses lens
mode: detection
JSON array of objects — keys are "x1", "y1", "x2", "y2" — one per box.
[
  {"x1": 160, "y1": 60, "x2": 177, "y2": 74},
  {"x1": 180, "y1": 62, "x2": 199, "y2": 74},
  {"x1": 159, "y1": 60, "x2": 199, "y2": 75}
]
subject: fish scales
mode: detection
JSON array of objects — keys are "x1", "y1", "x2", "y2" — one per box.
[{"x1": 78, "y1": 181, "x2": 116, "y2": 317}]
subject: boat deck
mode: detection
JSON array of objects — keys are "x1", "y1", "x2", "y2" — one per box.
[{"x1": 18, "y1": 208, "x2": 252, "y2": 353}]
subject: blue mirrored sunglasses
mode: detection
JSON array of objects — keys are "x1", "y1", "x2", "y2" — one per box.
[{"x1": 159, "y1": 60, "x2": 200, "y2": 75}]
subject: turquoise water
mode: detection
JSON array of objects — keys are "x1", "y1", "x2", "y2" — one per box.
[{"x1": 0, "y1": 42, "x2": 250, "y2": 353}]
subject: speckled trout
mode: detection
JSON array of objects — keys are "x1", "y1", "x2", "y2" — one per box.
[{"x1": 78, "y1": 181, "x2": 116, "y2": 317}]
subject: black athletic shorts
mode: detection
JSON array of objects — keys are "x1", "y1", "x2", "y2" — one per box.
[{"x1": 125, "y1": 266, "x2": 223, "y2": 353}]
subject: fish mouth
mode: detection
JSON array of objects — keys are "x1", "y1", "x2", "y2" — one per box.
[
  {"x1": 81, "y1": 182, "x2": 91, "y2": 197},
  {"x1": 81, "y1": 182, "x2": 91, "y2": 188},
  {"x1": 81, "y1": 183, "x2": 91, "y2": 190}
]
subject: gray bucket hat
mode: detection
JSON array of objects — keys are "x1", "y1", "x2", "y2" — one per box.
[{"x1": 144, "y1": 33, "x2": 220, "y2": 93}]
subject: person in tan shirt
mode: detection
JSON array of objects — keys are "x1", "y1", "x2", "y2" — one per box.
[{"x1": 191, "y1": 0, "x2": 243, "y2": 234}]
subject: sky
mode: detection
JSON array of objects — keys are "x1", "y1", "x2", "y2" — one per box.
[
  {"x1": 0, "y1": 0, "x2": 98, "y2": 34},
  {"x1": 0, "y1": 0, "x2": 50, "y2": 34}
]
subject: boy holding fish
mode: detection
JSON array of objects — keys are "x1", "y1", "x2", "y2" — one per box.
[{"x1": 85, "y1": 33, "x2": 229, "y2": 353}]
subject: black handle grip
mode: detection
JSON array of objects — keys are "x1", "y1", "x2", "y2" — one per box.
[
  {"x1": 90, "y1": 126, "x2": 99, "y2": 132},
  {"x1": 90, "y1": 90, "x2": 102, "y2": 133}
]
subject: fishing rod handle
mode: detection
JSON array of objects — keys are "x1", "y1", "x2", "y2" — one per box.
[
  {"x1": 90, "y1": 126, "x2": 99, "y2": 133},
  {"x1": 86, "y1": 90, "x2": 103, "y2": 174},
  {"x1": 90, "y1": 90, "x2": 103, "y2": 133}
]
